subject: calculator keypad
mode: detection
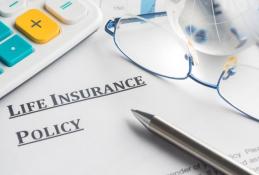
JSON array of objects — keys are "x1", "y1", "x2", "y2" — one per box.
[
  {"x1": 0, "y1": 21, "x2": 12, "y2": 41},
  {"x1": 45, "y1": 0, "x2": 87, "y2": 25},
  {"x1": 0, "y1": 35, "x2": 33, "y2": 67},
  {"x1": 0, "y1": 0, "x2": 87, "y2": 73},
  {"x1": 0, "y1": 0, "x2": 27, "y2": 17},
  {"x1": 16, "y1": 9, "x2": 60, "y2": 44}
]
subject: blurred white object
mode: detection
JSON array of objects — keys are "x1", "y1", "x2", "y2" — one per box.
[
  {"x1": 126, "y1": 0, "x2": 165, "y2": 14},
  {"x1": 99, "y1": 0, "x2": 165, "y2": 18},
  {"x1": 166, "y1": 0, "x2": 259, "y2": 56}
]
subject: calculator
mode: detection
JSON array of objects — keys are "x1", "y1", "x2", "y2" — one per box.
[{"x1": 0, "y1": 0, "x2": 102, "y2": 98}]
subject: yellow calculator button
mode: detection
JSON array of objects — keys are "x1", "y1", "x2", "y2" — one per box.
[{"x1": 15, "y1": 9, "x2": 60, "y2": 44}]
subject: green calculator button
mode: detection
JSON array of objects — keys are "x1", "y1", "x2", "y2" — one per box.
[
  {"x1": 0, "y1": 21, "x2": 12, "y2": 41},
  {"x1": 0, "y1": 35, "x2": 33, "y2": 67},
  {"x1": 0, "y1": 67, "x2": 3, "y2": 75}
]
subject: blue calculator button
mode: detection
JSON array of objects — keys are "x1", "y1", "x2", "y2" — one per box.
[
  {"x1": 0, "y1": 67, "x2": 3, "y2": 75},
  {"x1": 0, "y1": 21, "x2": 12, "y2": 41},
  {"x1": 0, "y1": 35, "x2": 33, "y2": 67}
]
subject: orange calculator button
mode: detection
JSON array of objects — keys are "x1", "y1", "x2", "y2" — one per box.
[{"x1": 15, "y1": 9, "x2": 60, "y2": 44}]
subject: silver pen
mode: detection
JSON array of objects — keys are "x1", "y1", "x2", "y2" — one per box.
[{"x1": 131, "y1": 109, "x2": 256, "y2": 175}]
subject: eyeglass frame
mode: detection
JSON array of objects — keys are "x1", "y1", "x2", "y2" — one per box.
[{"x1": 105, "y1": 11, "x2": 258, "y2": 122}]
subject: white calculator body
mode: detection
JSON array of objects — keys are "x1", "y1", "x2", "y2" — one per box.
[{"x1": 0, "y1": 0, "x2": 102, "y2": 98}]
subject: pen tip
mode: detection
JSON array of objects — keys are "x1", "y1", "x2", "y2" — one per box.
[
  {"x1": 131, "y1": 109, "x2": 154, "y2": 128},
  {"x1": 131, "y1": 109, "x2": 137, "y2": 113}
]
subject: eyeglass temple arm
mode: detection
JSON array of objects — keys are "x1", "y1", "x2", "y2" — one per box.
[{"x1": 105, "y1": 11, "x2": 167, "y2": 36}]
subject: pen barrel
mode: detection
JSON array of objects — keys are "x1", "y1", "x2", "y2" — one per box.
[{"x1": 149, "y1": 117, "x2": 256, "y2": 175}]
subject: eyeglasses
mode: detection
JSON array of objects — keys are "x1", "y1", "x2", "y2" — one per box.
[{"x1": 105, "y1": 12, "x2": 259, "y2": 122}]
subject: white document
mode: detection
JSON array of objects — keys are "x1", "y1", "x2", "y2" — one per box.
[{"x1": 1, "y1": 1, "x2": 259, "y2": 175}]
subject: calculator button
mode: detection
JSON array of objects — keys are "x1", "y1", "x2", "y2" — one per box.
[
  {"x1": 45, "y1": 0, "x2": 87, "y2": 25},
  {"x1": 0, "y1": 67, "x2": 3, "y2": 75},
  {"x1": 0, "y1": 35, "x2": 33, "y2": 67},
  {"x1": 0, "y1": 21, "x2": 12, "y2": 41},
  {"x1": 0, "y1": 0, "x2": 27, "y2": 17},
  {"x1": 15, "y1": 9, "x2": 60, "y2": 44}
]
